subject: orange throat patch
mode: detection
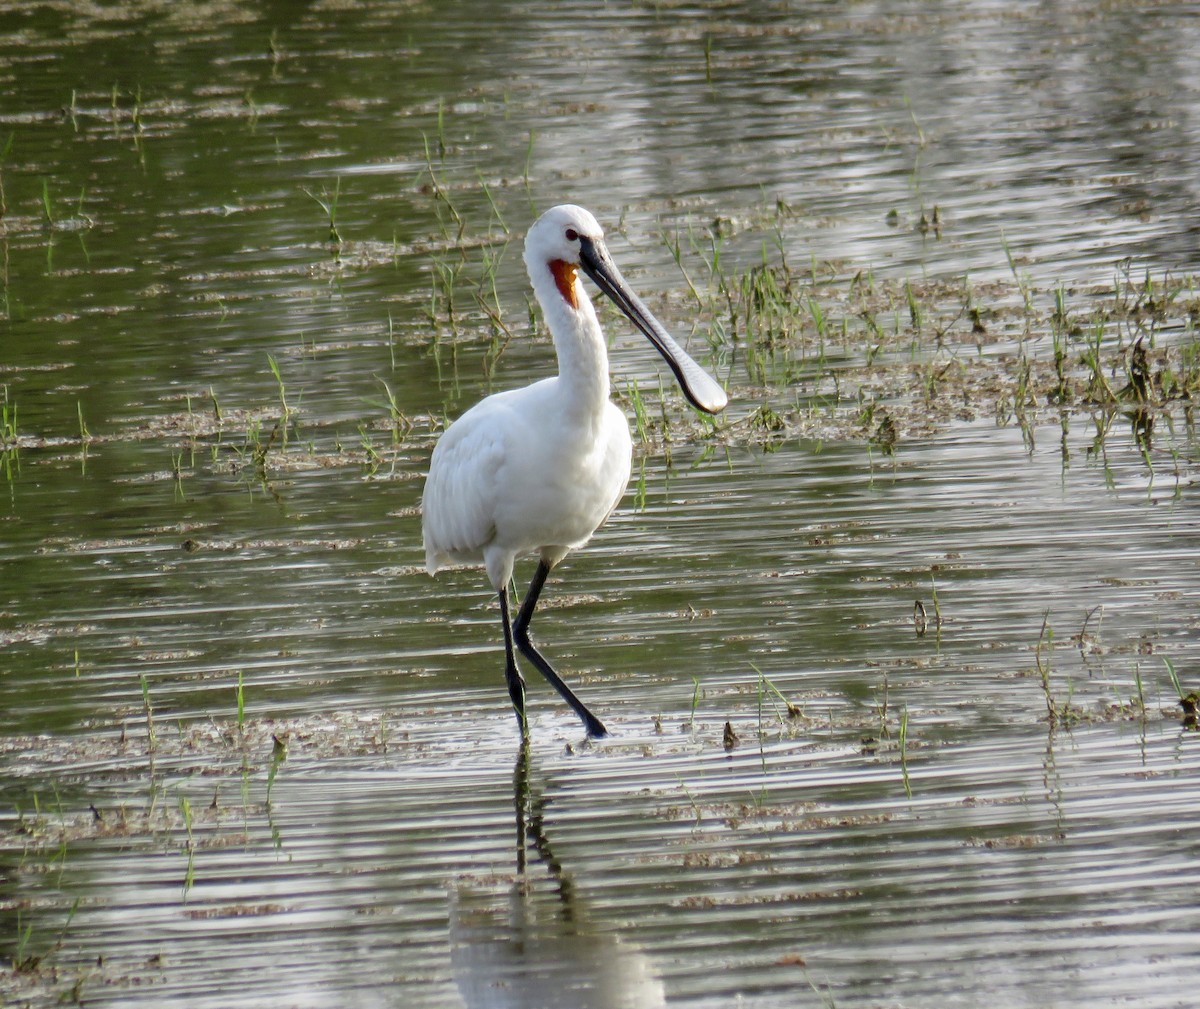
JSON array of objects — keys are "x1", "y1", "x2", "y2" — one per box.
[{"x1": 549, "y1": 259, "x2": 579, "y2": 310}]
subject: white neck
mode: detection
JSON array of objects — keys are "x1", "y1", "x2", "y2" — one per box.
[{"x1": 527, "y1": 261, "x2": 611, "y2": 417}]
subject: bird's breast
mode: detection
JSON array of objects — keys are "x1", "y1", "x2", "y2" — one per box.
[{"x1": 495, "y1": 398, "x2": 632, "y2": 549}]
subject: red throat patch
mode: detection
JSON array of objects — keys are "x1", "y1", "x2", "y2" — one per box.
[{"x1": 549, "y1": 259, "x2": 579, "y2": 310}]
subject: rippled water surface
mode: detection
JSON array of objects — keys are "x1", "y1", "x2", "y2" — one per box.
[{"x1": 3, "y1": 3, "x2": 1200, "y2": 1007}]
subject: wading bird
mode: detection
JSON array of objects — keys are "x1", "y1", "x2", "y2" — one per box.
[{"x1": 422, "y1": 205, "x2": 727, "y2": 739}]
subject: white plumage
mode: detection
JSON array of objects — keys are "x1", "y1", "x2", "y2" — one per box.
[{"x1": 422, "y1": 204, "x2": 727, "y2": 739}]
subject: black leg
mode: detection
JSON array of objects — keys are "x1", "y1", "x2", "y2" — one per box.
[
  {"x1": 499, "y1": 587, "x2": 529, "y2": 739},
  {"x1": 513, "y1": 560, "x2": 609, "y2": 738}
]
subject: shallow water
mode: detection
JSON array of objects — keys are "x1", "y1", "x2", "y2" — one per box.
[{"x1": 3, "y1": 2, "x2": 1200, "y2": 1007}]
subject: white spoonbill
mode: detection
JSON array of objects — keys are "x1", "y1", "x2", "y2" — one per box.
[{"x1": 422, "y1": 204, "x2": 727, "y2": 739}]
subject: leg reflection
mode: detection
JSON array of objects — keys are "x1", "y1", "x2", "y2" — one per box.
[
  {"x1": 449, "y1": 744, "x2": 665, "y2": 1009},
  {"x1": 513, "y1": 741, "x2": 575, "y2": 914}
]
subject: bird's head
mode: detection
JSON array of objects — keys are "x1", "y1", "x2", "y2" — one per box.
[
  {"x1": 523, "y1": 204, "x2": 603, "y2": 310},
  {"x1": 524, "y1": 204, "x2": 728, "y2": 416}
]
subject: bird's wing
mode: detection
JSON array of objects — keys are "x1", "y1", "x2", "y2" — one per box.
[{"x1": 421, "y1": 401, "x2": 509, "y2": 573}]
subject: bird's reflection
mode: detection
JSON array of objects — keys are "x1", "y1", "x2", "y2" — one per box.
[{"x1": 449, "y1": 744, "x2": 665, "y2": 1009}]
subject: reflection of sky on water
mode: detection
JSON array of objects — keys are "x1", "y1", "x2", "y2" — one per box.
[{"x1": 451, "y1": 888, "x2": 666, "y2": 1009}]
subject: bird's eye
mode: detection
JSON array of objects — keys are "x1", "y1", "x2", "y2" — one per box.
[{"x1": 565, "y1": 228, "x2": 579, "y2": 242}]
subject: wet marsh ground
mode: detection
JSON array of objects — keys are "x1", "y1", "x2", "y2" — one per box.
[{"x1": 3, "y1": 2, "x2": 1200, "y2": 1007}]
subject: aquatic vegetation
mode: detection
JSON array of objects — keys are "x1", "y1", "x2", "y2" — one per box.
[
  {"x1": 662, "y1": 205, "x2": 1200, "y2": 461},
  {"x1": 302, "y1": 178, "x2": 343, "y2": 250},
  {"x1": 0, "y1": 387, "x2": 18, "y2": 482}
]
